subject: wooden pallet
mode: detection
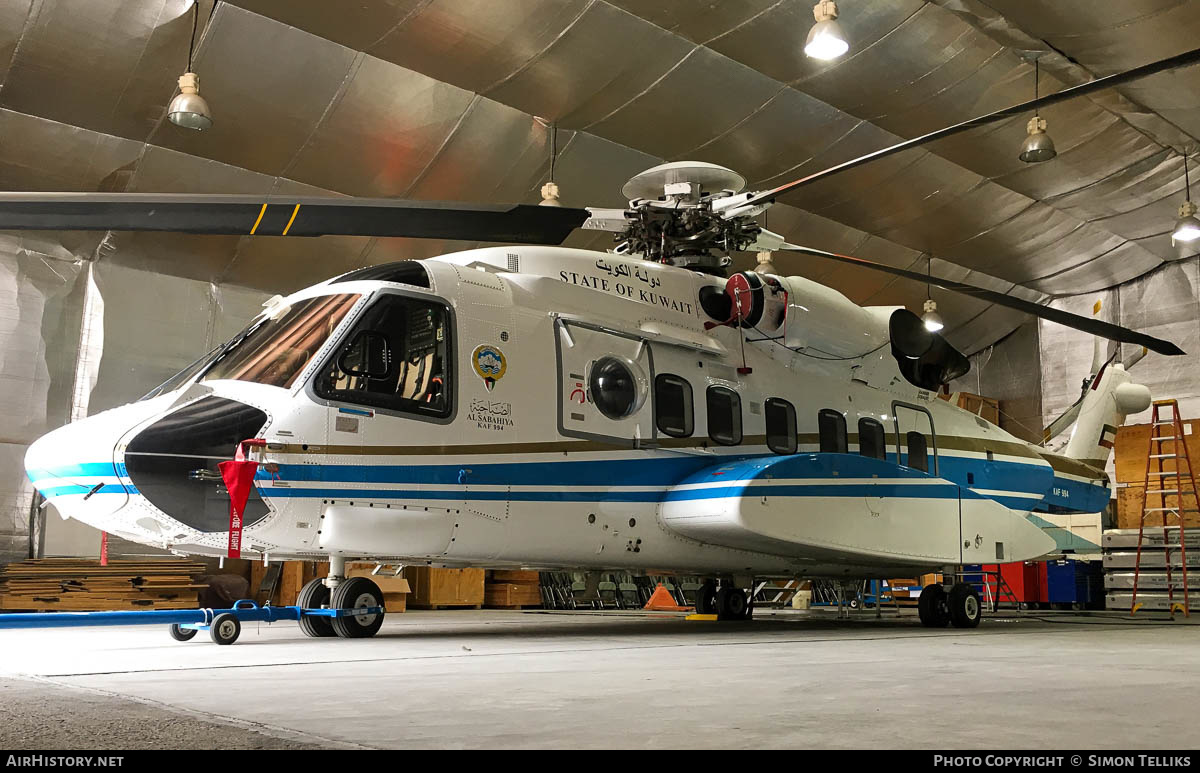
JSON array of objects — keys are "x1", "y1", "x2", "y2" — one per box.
[{"x1": 0, "y1": 558, "x2": 206, "y2": 611}]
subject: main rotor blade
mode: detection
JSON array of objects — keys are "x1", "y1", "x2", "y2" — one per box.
[
  {"x1": 746, "y1": 45, "x2": 1200, "y2": 208},
  {"x1": 778, "y1": 243, "x2": 1186, "y2": 356},
  {"x1": 0, "y1": 193, "x2": 590, "y2": 245}
]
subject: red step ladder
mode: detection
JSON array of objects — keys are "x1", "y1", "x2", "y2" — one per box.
[{"x1": 1131, "y1": 400, "x2": 1195, "y2": 618}]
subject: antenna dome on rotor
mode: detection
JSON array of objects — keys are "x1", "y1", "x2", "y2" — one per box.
[{"x1": 622, "y1": 161, "x2": 747, "y2": 201}]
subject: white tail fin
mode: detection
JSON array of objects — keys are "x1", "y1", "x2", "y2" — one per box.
[{"x1": 1064, "y1": 362, "x2": 1151, "y2": 466}]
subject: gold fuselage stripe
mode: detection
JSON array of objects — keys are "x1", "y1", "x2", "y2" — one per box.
[{"x1": 269, "y1": 431, "x2": 1102, "y2": 478}]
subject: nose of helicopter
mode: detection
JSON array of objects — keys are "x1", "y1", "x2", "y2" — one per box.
[
  {"x1": 26, "y1": 394, "x2": 274, "y2": 539},
  {"x1": 24, "y1": 410, "x2": 134, "y2": 529}
]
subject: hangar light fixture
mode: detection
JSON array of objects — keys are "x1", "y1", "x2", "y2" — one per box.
[
  {"x1": 922, "y1": 258, "x2": 943, "y2": 332},
  {"x1": 804, "y1": 1, "x2": 849, "y2": 61},
  {"x1": 167, "y1": 2, "x2": 213, "y2": 131},
  {"x1": 1172, "y1": 155, "x2": 1200, "y2": 245},
  {"x1": 539, "y1": 123, "x2": 562, "y2": 207},
  {"x1": 1019, "y1": 59, "x2": 1056, "y2": 163},
  {"x1": 922, "y1": 299, "x2": 944, "y2": 332}
]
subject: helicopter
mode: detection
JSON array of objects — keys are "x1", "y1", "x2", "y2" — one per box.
[{"x1": 10, "y1": 45, "x2": 1198, "y2": 635}]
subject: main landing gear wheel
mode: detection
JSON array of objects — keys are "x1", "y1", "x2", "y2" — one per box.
[
  {"x1": 210, "y1": 612, "x2": 241, "y2": 645},
  {"x1": 168, "y1": 623, "x2": 197, "y2": 641},
  {"x1": 696, "y1": 580, "x2": 718, "y2": 615},
  {"x1": 716, "y1": 586, "x2": 749, "y2": 620},
  {"x1": 330, "y1": 576, "x2": 386, "y2": 639},
  {"x1": 948, "y1": 582, "x2": 982, "y2": 629},
  {"x1": 297, "y1": 577, "x2": 335, "y2": 638},
  {"x1": 917, "y1": 584, "x2": 950, "y2": 628}
]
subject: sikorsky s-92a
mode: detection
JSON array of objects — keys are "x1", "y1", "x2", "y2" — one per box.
[{"x1": 11, "y1": 46, "x2": 1197, "y2": 634}]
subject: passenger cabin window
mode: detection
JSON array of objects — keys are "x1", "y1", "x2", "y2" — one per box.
[
  {"x1": 706, "y1": 386, "x2": 742, "y2": 446},
  {"x1": 315, "y1": 294, "x2": 452, "y2": 418},
  {"x1": 818, "y1": 409, "x2": 847, "y2": 454},
  {"x1": 654, "y1": 374, "x2": 693, "y2": 438},
  {"x1": 906, "y1": 430, "x2": 929, "y2": 472},
  {"x1": 858, "y1": 418, "x2": 886, "y2": 460},
  {"x1": 765, "y1": 398, "x2": 797, "y2": 455}
]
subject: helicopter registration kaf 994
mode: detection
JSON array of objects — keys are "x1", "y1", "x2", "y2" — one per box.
[
  {"x1": 10, "y1": 43, "x2": 1199, "y2": 633},
  {"x1": 24, "y1": 242, "x2": 1148, "y2": 631}
]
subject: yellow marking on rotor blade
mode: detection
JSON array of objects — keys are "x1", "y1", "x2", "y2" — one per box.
[
  {"x1": 249, "y1": 203, "x2": 268, "y2": 235},
  {"x1": 282, "y1": 204, "x2": 301, "y2": 235},
  {"x1": 1093, "y1": 299, "x2": 1102, "y2": 315}
]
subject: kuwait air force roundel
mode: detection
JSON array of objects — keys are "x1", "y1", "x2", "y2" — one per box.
[{"x1": 472, "y1": 344, "x2": 507, "y2": 391}]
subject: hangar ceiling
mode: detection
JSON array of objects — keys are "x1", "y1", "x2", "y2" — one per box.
[{"x1": 0, "y1": 0, "x2": 1197, "y2": 354}]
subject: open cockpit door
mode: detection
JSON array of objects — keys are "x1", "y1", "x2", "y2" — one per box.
[{"x1": 554, "y1": 319, "x2": 655, "y2": 448}]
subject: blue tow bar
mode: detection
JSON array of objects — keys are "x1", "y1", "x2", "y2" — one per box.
[{"x1": 0, "y1": 599, "x2": 384, "y2": 645}]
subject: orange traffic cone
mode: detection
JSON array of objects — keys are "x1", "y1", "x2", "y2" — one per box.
[{"x1": 644, "y1": 583, "x2": 692, "y2": 612}]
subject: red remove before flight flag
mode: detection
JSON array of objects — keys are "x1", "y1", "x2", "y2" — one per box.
[{"x1": 219, "y1": 439, "x2": 265, "y2": 559}]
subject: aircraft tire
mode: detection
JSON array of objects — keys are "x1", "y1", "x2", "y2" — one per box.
[
  {"x1": 297, "y1": 577, "x2": 336, "y2": 638},
  {"x1": 696, "y1": 581, "x2": 718, "y2": 615},
  {"x1": 716, "y1": 586, "x2": 748, "y2": 621},
  {"x1": 917, "y1": 584, "x2": 950, "y2": 628},
  {"x1": 330, "y1": 576, "x2": 386, "y2": 639},
  {"x1": 948, "y1": 582, "x2": 982, "y2": 629}
]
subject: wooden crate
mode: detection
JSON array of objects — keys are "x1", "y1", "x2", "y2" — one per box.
[
  {"x1": 489, "y1": 569, "x2": 540, "y2": 584},
  {"x1": 347, "y1": 564, "x2": 410, "y2": 613},
  {"x1": 403, "y1": 567, "x2": 484, "y2": 609},
  {"x1": 1115, "y1": 421, "x2": 1200, "y2": 484},
  {"x1": 484, "y1": 582, "x2": 542, "y2": 609},
  {"x1": 1116, "y1": 484, "x2": 1200, "y2": 530},
  {"x1": 1114, "y1": 420, "x2": 1200, "y2": 530}
]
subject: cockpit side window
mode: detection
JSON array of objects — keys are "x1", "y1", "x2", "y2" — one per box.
[
  {"x1": 314, "y1": 293, "x2": 452, "y2": 418},
  {"x1": 202, "y1": 294, "x2": 361, "y2": 389}
]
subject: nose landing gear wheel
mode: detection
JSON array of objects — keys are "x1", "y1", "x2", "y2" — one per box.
[
  {"x1": 917, "y1": 584, "x2": 950, "y2": 628},
  {"x1": 210, "y1": 612, "x2": 241, "y2": 645},
  {"x1": 716, "y1": 586, "x2": 749, "y2": 620},
  {"x1": 297, "y1": 577, "x2": 336, "y2": 638},
  {"x1": 330, "y1": 576, "x2": 386, "y2": 639},
  {"x1": 948, "y1": 582, "x2": 982, "y2": 629},
  {"x1": 168, "y1": 623, "x2": 197, "y2": 641}
]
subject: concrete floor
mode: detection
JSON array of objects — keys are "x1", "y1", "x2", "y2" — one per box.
[{"x1": 2, "y1": 608, "x2": 1199, "y2": 749}]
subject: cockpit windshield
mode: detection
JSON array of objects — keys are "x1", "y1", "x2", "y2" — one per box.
[{"x1": 200, "y1": 294, "x2": 361, "y2": 389}]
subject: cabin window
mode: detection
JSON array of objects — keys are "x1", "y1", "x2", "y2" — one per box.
[
  {"x1": 314, "y1": 293, "x2": 452, "y2": 418},
  {"x1": 706, "y1": 386, "x2": 742, "y2": 446},
  {"x1": 894, "y1": 402, "x2": 937, "y2": 475},
  {"x1": 765, "y1": 398, "x2": 797, "y2": 455},
  {"x1": 818, "y1": 409, "x2": 847, "y2": 453},
  {"x1": 654, "y1": 374, "x2": 693, "y2": 438},
  {"x1": 202, "y1": 294, "x2": 361, "y2": 389},
  {"x1": 858, "y1": 417, "x2": 886, "y2": 460},
  {"x1": 906, "y1": 430, "x2": 929, "y2": 472}
]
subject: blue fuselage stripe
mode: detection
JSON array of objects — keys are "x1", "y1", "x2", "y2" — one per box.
[{"x1": 27, "y1": 452, "x2": 1110, "y2": 513}]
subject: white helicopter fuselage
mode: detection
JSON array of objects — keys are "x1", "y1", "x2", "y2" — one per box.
[{"x1": 27, "y1": 246, "x2": 1117, "y2": 579}]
